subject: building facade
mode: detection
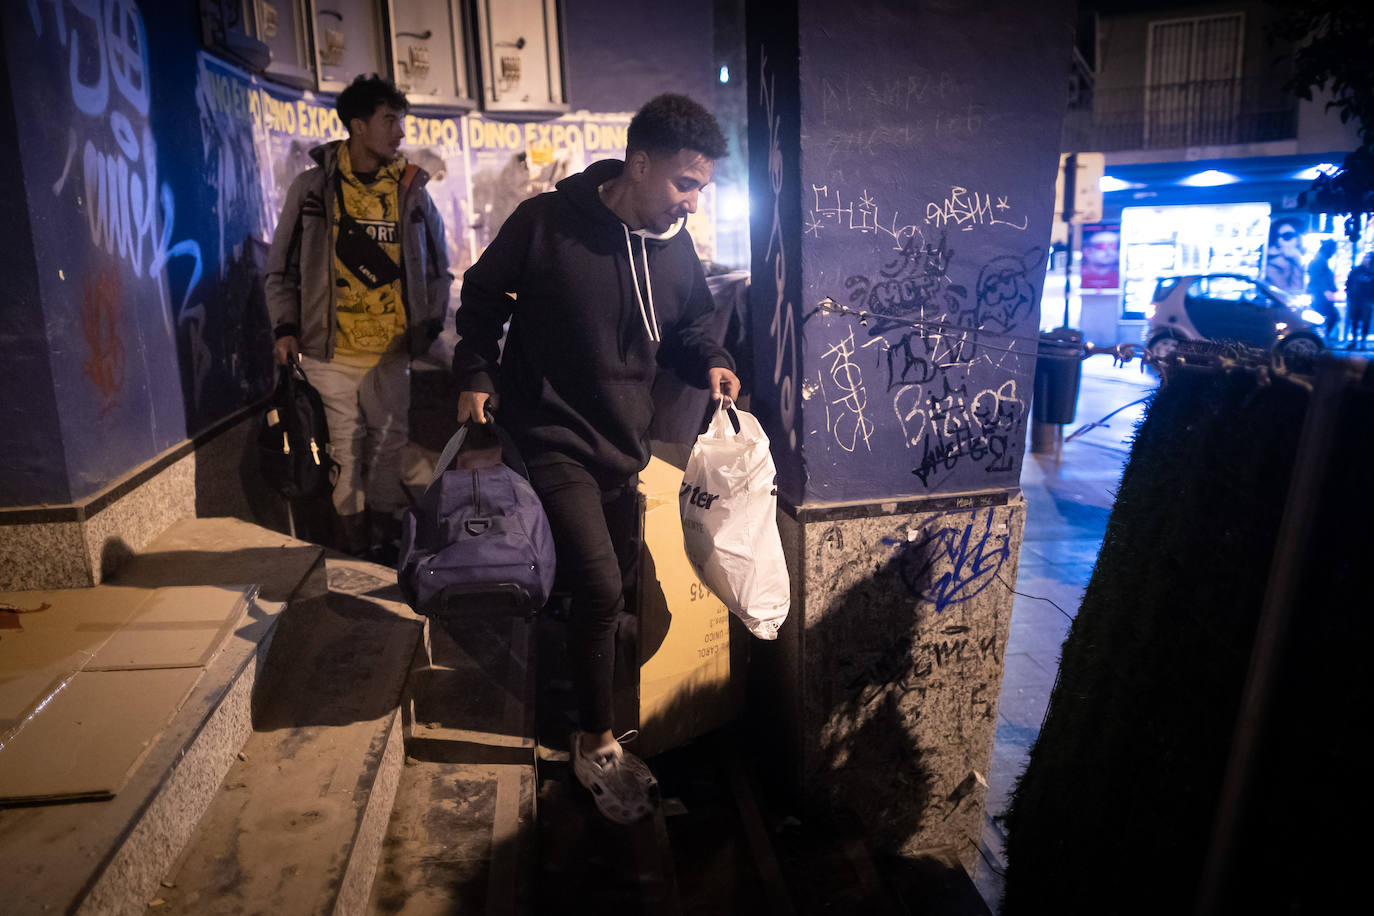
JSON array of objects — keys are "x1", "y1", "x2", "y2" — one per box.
[{"x1": 1049, "y1": 0, "x2": 1366, "y2": 345}]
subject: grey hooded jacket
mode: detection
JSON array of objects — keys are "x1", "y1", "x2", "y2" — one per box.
[{"x1": 265, "y1": 140, "x2": 452, "y2": 359}]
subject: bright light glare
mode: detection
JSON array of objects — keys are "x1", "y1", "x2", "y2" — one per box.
[
  {"x1": 1300, "y1": 308, "x2": 1326, "y2": 325},
  {"x1": 719, "y1": 65, "x2": 730, "y2": 84},
  {"x1": 1180, "y1": 169, "x2": 1240, "y2": 187},
  {"x1": 1144, "y1": 303, "x2": 1156, "y2": 319},
  {"x1": 1293, "y1": 163, "x2": 1337, "y2": 181},
  {"x1": 1099, "y1": 175, "x2": 1133, "y2": 193},
  {"x1": 718, "y1": 188, "x2": 747, "y2": 221}
]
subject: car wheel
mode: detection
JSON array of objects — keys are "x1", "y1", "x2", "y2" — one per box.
[
  {"x1": 1276, "y1": 333, "x2": 1323, "y2": 370},
  {"x1": 1146, "y1": 332, "x2": 1182, "y2": 360}
]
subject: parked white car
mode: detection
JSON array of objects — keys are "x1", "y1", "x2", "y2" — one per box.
[{"x1": 1144, "y1": 273, "x2": 1326, "y2": 362}]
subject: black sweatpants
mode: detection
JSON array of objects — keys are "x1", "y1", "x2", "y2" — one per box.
[{"x1": 527, "y1": 461, "x2": 638, "y2": 735}]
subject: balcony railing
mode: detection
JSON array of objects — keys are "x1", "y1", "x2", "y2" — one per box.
[{"x1": 1063, "y1": 77, "x2": 1297, "y2": 152}]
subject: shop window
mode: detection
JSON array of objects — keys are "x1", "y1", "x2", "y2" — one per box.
[
  {"x1": 474, "y1": 0, "x2": 568, "y2": 114},
  {"x1": 1120, "y1": 203, "x2": 1270, "y2": 319}
]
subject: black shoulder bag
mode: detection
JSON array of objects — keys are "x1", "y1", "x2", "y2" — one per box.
[{"x1": 334, "y1": 177, "x2": 402, "y2": 289}]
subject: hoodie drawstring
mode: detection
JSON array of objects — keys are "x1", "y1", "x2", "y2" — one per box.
[{"x1": 622, "y1": 224, "x2": 661, "y2": 342}]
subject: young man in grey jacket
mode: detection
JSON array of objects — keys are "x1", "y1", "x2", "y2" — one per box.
[{"x1": 266, "y1": 75, "x2": 452, "y2": 558}]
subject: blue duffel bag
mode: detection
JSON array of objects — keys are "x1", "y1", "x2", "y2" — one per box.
[{"x1": 397, "y1": 421, "x2": 555, "y2": 618}]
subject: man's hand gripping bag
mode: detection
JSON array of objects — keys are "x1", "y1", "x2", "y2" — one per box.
[
  {"x1": 397, "y1": 422, "x2": 555, "y2": 618},
  {"x1": 679, "y1": 403, "x2": 790, "y2": 640}
]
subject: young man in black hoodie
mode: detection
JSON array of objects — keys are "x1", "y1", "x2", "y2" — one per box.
[{"x1": 452, "y1": 95, "x2": 739, "y2": 823}]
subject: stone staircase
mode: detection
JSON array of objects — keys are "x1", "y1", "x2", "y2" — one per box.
[
  {"x1": 0, "y1": 516, "x2": 538, "y2": 916},
  {"x1": 1, "y1": 515, "x2": 994, "y2": 915}
]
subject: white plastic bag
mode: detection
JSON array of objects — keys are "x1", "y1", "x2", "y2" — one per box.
[{"x1": 679, "y1": 402, "x2": 790, "y2": 640}]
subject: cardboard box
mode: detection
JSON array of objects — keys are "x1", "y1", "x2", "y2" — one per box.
[{"x1": 634, "y1": 456, "x2": 745, "y2": 756}]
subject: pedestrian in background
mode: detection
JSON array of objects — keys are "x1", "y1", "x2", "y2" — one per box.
[
  {"x1": 266, "y1": 75, "x2": 452, "y2": 561},
  {"x1": 1306, "y1": 239, "x2": 1340, "y2": 341},
  {"x1": 1346, "y1": 252, "x2": 1374, "y2": 350}
]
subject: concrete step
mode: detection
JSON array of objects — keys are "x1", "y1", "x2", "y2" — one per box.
[
  {"x1": 535, "y1": 758, "x2": 683, "y2": 915},
  {"x1": 368, "y1": 761, "x2": 537, "y2": 916},
  {"x1": 149, "y1": 555, "x2": 424, "y2": 915},
  {"x1": 365, "y1": 608, "x2": 542, "y2": 915},
  {"x1": 0, "y1": 517, "x2": 322, "y2": 916},
  {"x1": 406, "y1": 615, "x2": 538, "y2": 766}
]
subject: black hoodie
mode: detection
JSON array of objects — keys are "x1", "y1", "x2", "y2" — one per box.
[{"x1": 452, "y1": 159, "x2": 735, "y2": 481}]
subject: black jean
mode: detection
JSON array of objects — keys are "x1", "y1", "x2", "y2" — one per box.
[{"x1": 527, "y1": 461, "x2": 638, "y2": 735}]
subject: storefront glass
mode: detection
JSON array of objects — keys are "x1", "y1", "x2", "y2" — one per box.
[{"x1": 1119, "y1": 203, "x2": 1270, "y2": 318}]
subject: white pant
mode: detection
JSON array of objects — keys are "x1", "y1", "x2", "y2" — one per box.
[{"x1": 299, "y1": 353, "x2": 410, "y2": 517}]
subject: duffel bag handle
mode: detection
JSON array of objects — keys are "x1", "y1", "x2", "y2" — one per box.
[{"x1": 427, "y1": 419, "x2": 531, "y2": 491}]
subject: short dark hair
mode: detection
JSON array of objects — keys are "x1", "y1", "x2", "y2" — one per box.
[
  {"x1": 626, "y1": 94, "x2": 727, "y2": 160},
  {"x1": 336, "y1": 75, "x2": 408, "y2": 129}
]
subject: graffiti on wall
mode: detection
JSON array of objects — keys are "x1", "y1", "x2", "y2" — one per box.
[
  {"x1": 25, "y1": 0, "x2": 207, "y2": 407},
  {"x1": 802, "y1": 185, "x2": 1040, "y2": 490},
  {"x1": 892, "y1": 508, "x2": 1012, "y2": 614},
  {"x1": 81, "y1": 266, "x2": 124, "y2": 416},
  {"x1": 759, "y1": 47, "x2": 799, "y2": 453}
]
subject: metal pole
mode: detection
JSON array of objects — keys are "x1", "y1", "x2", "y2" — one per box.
[
  {"x1": 1193, "y1": 355, "x2": 1360, "y2": 915},
  {"x1": 1064, "y1": 221, "x2": 1073, "y2": 329},
  {"x1": 1061, "y1": 153, "x2": 1078, "y2": 330}
]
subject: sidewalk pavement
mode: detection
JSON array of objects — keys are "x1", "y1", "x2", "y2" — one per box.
[{"x1": 975, "y1": 356, "x2": 1158, "y2": 908}]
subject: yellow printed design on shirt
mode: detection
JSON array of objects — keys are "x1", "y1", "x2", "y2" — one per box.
[{"x1": 333, "y1": 144, "x2": 407, "y2": 366}]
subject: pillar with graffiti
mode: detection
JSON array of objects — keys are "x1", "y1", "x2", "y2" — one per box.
[{"x1": 745, "y1": 0, "x2": 1073, "y2": 867}]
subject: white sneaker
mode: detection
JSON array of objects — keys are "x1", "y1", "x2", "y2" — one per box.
[{"x1": 570, "y1": 730, "x2": 659, "y2": 824}]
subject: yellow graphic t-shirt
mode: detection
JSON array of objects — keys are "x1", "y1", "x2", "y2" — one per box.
[{"x1": 333, "y1": 144, "x2": 407, "y2": 367}]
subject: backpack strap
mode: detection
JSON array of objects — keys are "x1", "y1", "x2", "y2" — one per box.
[{"x1": 400, "y1": 163, "x2": 419, "y2": 196}]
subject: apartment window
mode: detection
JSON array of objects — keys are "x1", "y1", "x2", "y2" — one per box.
[{"x1": 1145, "y1": 13, "x2": 1244, "y2": 148}]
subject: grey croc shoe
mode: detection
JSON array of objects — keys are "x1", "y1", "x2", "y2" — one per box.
[{"x1": 570, "y1": 730, "x2": 660, "y2": 825}]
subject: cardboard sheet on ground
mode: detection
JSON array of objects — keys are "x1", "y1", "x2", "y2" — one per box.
[
  {"x1": 86, "y1": 586, "x2": 256, "y2": 670},
  {"x1": 0, "y1": 586, "x2": 152, "y2": 726},
  {"x1": 0, "y1": 584, "x2": 259, "y2": 803},
  {"x1": 0, "y1": 667, "x2": 205, "y2": 803},
  {"x1": 635, "y1": 456, "x2": 743, "y2": 756}
]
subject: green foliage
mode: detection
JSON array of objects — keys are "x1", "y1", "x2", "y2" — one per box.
[
  {"x1": 1269, "y1": 0, "x2": 1374, "y2": 146},
  {"x1": 1300, "y1": 146, "x2": 1374, "y2": 240},
  {"x1": 1267, "y1": 2, "x2": 1374, "y2": 238}
]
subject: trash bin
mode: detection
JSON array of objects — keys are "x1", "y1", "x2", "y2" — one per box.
[{"x1": 1033, "y1": 327, "x2": 1083, "y2": 425}]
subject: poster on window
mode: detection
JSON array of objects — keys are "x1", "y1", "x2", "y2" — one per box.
[
  {"x1": 464, "y1": 112, "x2": 632, "y2": 251},
  {"x1": 1080, "y1": 222, "x2": 1120, "y2": 289},
  {"x1": 1263, "y1": 213, "x2": 1311, "y2": 297}
]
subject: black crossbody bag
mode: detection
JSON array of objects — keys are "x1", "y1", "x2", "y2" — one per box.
[{"x1": 334, "y1": 177, "x2": 402, "y2": 289}]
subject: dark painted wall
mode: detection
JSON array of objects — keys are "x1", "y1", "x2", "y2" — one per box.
[
  {"x1": 564, "y1": 1, "x2": 715, "y2": 112},
  {"x1": 0, "y1": 36, "x2": 70, "y2": 507},
  {"x1": 750, "y1": 0, "x2": 1073, "y2": 505},
  {"x1": 0, "y1": 0, "x2": 725, "y2": 509},
  {"x1": 4, "y1": 2, "x2": 192, "y2": 503}
]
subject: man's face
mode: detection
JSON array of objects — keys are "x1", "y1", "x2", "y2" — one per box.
[
  {"x1": 629, "y1": 148, "x2": 714, "y2": 233},
  {"x1": 352, "y1": 104, "x2": 406, "y2": 163}
]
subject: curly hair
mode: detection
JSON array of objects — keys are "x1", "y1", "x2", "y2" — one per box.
[
  {"x1": 626, "y1": 94, "x2": 727, "y2": 160},
  {"x1": 336, "y1": 75, "x2": 409, "y2": 129}
]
